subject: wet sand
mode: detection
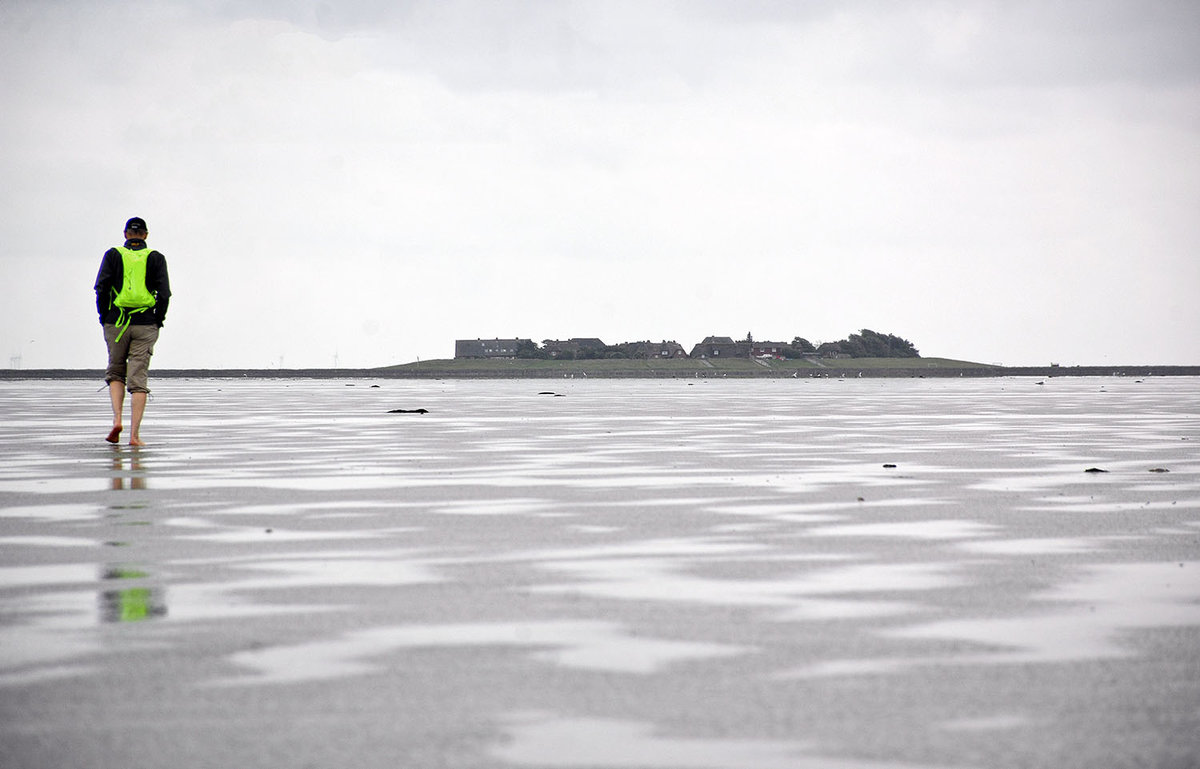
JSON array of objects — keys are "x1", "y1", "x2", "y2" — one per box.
[{"x1": 1, "y1": 377, "x2": 1198, "y2": 768}]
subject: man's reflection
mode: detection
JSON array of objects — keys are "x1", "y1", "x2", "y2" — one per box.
[
  {"x1": 110, "y1": 449, "x2": 146, "y2": 490},
  {"x1": 100, "y1": 566, "x2": 167, "y2": 623}
]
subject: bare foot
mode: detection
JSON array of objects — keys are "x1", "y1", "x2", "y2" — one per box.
[
  {"x1": 129, "y1": 437, "x2": 147, "y2": 448},
  {"x1": 106, "y1": 426, "x2": 122, "y2": 444}
]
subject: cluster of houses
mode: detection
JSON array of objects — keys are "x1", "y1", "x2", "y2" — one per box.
[{"x1": 455, "y1": 336, "x2": 827, "y2": 361}]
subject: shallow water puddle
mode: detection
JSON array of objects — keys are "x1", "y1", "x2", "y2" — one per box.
[
  {"x1": 0, "y1": 563, "x2": 97, "y2": 587},
  {"x1": 805, "y1": 519, "x2": 996, "y2": 540},
  {"x1": 788, "y1": 560, "x2": 1200, "y2": 676},
  {"x1": 490, "y1": 712, "x2": 950, "y2": 769},
  {"x1": 0, "y1": 503, "x2": 106, "y2": 521},
  {"x1": 936, "y1": 714, "x2": 1030, "y2": 732},
  {"x1": 1017, "y1": 498, "x2": 1200, "y2": 513},
  {"x1": 211, "y1": 620, "x2": 748, "y2": 685},
  {"x1": 531, "y1": 558, "x2": 961, "y2": 614},
  {"x1": 479, "y1": 535, "x2": 769, "y2": 564},
  {"x1": 0, "y1": 535, "x2": 98, "y2": 548},
  {"x1": 221, "y1": 555, "x2": 442, "y2": 589},
  {"x1": 956, "y1": 537, "x2": 1111, "y2": 555}
]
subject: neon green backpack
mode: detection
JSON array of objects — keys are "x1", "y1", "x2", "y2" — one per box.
[{"x1": 110, "y1": 246, "x2": 157, "y2": 341}]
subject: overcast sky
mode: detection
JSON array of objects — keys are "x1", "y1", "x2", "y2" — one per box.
[{"x1": 3, "y1": 0, "x2": 1198, "y2": 369}]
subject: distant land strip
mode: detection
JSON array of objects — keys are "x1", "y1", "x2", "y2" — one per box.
[{"x1": 4, "y1": 360, "x2": 1199, "y2": 380}]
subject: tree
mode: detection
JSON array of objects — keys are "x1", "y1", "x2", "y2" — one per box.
[
  {"x1": 781, "y1": 337, "x2": 815, "y2": 358},
  {"x1": 515, "y1": 340, "x2": 549, "y2": 359},
  {"x1": 791, "y1": 337, "x2": 816, "y2": 353},
  {"x1": 830, "y1": 330, "x2": 919, "y2": 358}
]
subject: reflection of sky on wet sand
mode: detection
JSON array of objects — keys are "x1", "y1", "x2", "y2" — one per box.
[
  {"x1": 213, "y1": 619, "x2": 748, "y2": 684},
  {"x1": 530, "y1": 557, "x2": 961, "y2": 613},
  {"x1": 888, "y1": 561, "x2": 1200, "y2": 663},
  {"x1": 0, "y1": 377, "x2": 1198, "y2": 768},
  {"x1": 491, "y1": 712, "x2": 958, "y2": 769},
  {"x1": 786, "y1": 560, "x2": 1200, "y2": 678}
]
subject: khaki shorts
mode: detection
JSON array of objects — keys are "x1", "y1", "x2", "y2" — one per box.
[{"x1": 104, "y1": 324, "x2": 159, "y2": 393}]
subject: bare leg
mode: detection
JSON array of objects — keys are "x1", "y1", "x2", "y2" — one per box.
[
  {"x1": 129, "y1": 391, "x2": 148, "y2": 447},
  {"x1": 107, "y1": 381, "x2": 124, "y2": 443}
]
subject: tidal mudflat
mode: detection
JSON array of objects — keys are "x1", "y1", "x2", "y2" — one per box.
[{"x1": 1, "y1": 376, "x2": 1197, "y2": 769}]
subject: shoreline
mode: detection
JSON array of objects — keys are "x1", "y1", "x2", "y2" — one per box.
[{"x1": 3, "y1": 363, "x2": 1199, "y2": 380}]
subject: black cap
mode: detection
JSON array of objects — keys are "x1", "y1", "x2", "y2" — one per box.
[{"x1": 125, "y1": 217, "x2": 147, "y2": 232}]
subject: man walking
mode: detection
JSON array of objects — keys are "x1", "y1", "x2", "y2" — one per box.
[{"x1": 94, "y1": 216, "x2": 171, "y2": 446}]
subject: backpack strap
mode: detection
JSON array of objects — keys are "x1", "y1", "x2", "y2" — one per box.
[{"x1": 113, "y1": 305, "x2": 150, "y2": 343}]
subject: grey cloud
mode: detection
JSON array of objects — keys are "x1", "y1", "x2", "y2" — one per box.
[
  {"x1": 942, "y1": 1, "x2": 1200, "y2": 88},
  {"x1": 698, "y1": 0, "x2": 1200, "y2": 89},
  {"x1": 211, "y1": 0, "x2": 419, "y2": 38},
  {"x1": 205, "y1": 0, "x2": 1200, "y2": 94}
]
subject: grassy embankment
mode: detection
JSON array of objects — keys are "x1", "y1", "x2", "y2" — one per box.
[
  {"x1": 6, "y1": 359, "x2": 1197, "y2": 380},
  {"x1": 379, "y1": 357, "x2": 998, "y2": 378}
]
